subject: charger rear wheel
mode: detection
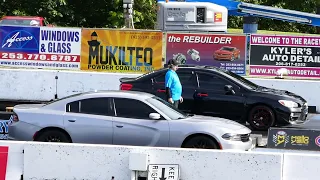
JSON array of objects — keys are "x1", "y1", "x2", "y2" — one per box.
[{"x1": 35, "y1": 130, "x2": 70, "y2": 143}]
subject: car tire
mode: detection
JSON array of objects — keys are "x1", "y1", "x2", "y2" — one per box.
[
  {"x1": 36, "y1": 130, "x2": 71, "y2": 143},
  {"x1": 248, "y1": 105, "x2": 276, "y2": 131},
  {"x1": 182, "y1": 136, "x2": 219, "y2": 149}
]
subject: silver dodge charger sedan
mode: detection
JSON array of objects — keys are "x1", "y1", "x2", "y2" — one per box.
[{"x1": 8, "y1": 90, "x2": 253, "y2": 150}]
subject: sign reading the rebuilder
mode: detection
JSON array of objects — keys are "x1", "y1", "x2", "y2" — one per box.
[
  {"x1": 166, "y1": 33, "x2": 247, "y2": 75},
  {"x1": 250, "y1": 34, "x2": 320, "y2": 78},
  {"x1": 0, "y1": 26, "x2": 81, "y2": 70},
  {"x1": 80, "y1": 29, "x2": 163, "y2": 73}
]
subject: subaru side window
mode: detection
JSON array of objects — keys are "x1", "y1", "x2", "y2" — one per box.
[
  {"x1": 154, "y1": 71, "x2": 194, "y2": 85},
  {"x1": 66, "y1": 98, "x2": 110, "y2": 116},
  {"x1": 176, "y1": 70, "x2": 196, "y2": 87},
  {"x1": 113, "y1": 98, "x2": 160, "y2": 119},
  {"x1": 197, "y1": 73, "x2": 230, "y2": 91},
  {"x1": 154, "y1": 73, "x2": 166, "y2": 83}
]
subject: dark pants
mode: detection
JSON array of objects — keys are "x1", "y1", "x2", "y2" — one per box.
[{"x1": 173, "y1": 100, "x2": 179, "y2": 108}]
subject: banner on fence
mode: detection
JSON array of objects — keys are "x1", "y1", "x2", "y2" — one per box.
[
  {"x1": 267, "y1": 127, "x2": 320, "y2": 151},
  {"x1": 166, "y1": 33, "x2": 247, "y2": 75},
  {"x1": 0, "y1": 26, "x2": 81, "y2": 70},
  {"x1": 80, "y1": 29, "x2": 163, "y2": 73},
  {"x1": 250, "y1": 34, "x2": 320, "y2": 78}
]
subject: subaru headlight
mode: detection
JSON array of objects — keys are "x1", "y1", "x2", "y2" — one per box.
[
  {"x1": 278, "y1": 100, "x2": 298, "y2": 108},
  {"x1": 222, "y1": 133, "x2": 242, "y2": 141}
]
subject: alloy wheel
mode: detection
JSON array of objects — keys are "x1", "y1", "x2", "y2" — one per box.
[
  {"x1": 251, "y1": 108, "x2": 273, "y2": 129},
  {"x1": 45, "y1": 136, "x2": 62, "y2": 142}
]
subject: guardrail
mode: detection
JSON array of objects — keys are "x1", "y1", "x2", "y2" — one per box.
[{"x1": 0, "y1": 140, "x2": 317, "y2": 180}]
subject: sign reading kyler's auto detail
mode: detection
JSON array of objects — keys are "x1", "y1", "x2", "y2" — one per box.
[{"x1": 250, "y1": 34, "x2": 320, "y2": 78}]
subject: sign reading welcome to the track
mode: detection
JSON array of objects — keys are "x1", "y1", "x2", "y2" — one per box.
[
  {"x1": 80, "y1": 29, "x2": 163, "y2": 73},
  {"x1": 267, "y1": 127, "x2": 320, "y2": 151},
  {"x1": 249, "y1": 34, "x2": 320, "y2": 78},
  {"x1": 0, "y1": 26, "x2": 81, "y2": 70}
]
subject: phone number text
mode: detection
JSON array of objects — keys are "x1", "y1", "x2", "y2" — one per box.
[
  {"x1": 1, "y1": 52, "x2": 80, "y2": 62},
  {"x1": 275, "y1": 62, "x2": 307, "y2": 67}
]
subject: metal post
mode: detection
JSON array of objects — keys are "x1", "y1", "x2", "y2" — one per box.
[
  {"x1": 123, "y1": 0, "x2": 134, "y2": 29},
  {"x1": 243, "y1": 15, "x2": 258, "y2": 34}
]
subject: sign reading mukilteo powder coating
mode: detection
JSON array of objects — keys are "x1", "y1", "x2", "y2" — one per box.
[{"x1": 249, "y1": 34, "x2": 320, "y2": 78}]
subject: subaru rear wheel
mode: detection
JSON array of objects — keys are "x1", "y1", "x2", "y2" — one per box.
[{"x1": 248, "y1": 105, "x2": 275, "y2": 131}]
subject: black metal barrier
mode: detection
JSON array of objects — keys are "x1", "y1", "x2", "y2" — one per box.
[
  {"x1": 0, "y1": 112, "x2": 13, "y2": 140},
  {"x1": 267, "y1": 127, "x2": 320, "y2": 151}
]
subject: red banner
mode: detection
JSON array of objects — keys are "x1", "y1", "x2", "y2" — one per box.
[
  {"x1": 166, "y1": 33, "x2": 247, "y2": 75},
  {"x1": 0, "y1": 146, "x2": 9, "y2": 180}
]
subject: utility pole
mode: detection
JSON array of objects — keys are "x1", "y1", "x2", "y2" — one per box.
[{"x1": 123, "y1": 0, "x2": 134, "y2": 29}]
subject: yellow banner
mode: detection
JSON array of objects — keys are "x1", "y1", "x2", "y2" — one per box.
[{"x1": 80, "y1": 29, "x2": 163, "y2": 73}]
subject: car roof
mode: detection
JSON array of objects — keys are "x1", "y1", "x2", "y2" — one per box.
[
  {"x1": 134, "y1": 65, "x2": 230, "y2": 82},
  {"x1": 68, "y1": 90, "x2": 154, "y2": 100}
]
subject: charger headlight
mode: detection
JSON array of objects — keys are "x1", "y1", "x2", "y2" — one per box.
[
  {"x1": 222, "y1": 133, "x2": 242, "y2": 141},
  {"x1": 278, "y1": 100, "x2": 298, "y2": 108}
]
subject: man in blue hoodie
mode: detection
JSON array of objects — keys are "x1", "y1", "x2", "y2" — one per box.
[{"x1": 165, "y1": 59, "x2": 183, "y2": 108}]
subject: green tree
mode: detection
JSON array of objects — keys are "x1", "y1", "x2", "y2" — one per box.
[{"x1": 1, "y1": 0, "x2": 320, "y2": 34}]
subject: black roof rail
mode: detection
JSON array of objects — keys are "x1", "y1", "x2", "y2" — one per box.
[
  {"x1": 165, "y1": 64, "x2": 220, "y2": 70},
  {"x1": 203, "y1": 65, "x2": 219, "y2": 69},
  {"x1": 178, "y1": 64, "x2": 198, "y2": 67}
]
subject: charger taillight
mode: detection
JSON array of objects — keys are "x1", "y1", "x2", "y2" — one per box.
[
  {"x1": 120, "y1": 83, "x2": 133, "y2": 90},
  {"x1": 12, "y1": 113, "x2": 19, "y2": 122}
]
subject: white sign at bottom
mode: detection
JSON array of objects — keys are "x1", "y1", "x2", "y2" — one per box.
[{"x1": 147, "y1": 164, "x2": 179, "y2": 180}]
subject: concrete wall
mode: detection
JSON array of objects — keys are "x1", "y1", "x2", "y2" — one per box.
[
  {"x1": 56, "y1": 70, "x2": 138, "y2": 98},
  {"x1": 282, "y1": 152, "x2": 320, "y2": 180},
  {"x1": 0, "y1": 141, "x2": 24, "y2": 180},
  {"x1": 0, "y1": 140, "x2": 318, "y2": 180},
  {"x1": 0, "y1": 141, "x2": 285, "y2": 180},
  {"x1": 0, "y1": 68, "x2": 57, "y2": 101}
]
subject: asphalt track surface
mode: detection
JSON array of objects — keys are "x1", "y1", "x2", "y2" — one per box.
[{"x1": 249, "y1": 113, "x2": 320, "y2": 147}]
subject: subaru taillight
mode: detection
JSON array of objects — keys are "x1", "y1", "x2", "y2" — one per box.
[{"x1": 120, "y1": 83, "x2": 133, "y2": 90}]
